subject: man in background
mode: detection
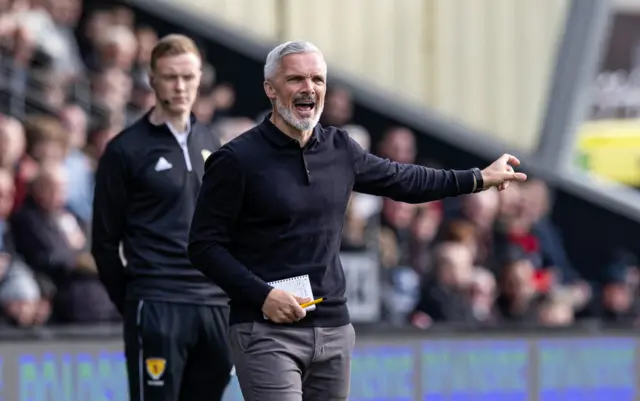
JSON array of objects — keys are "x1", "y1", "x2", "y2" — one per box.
[{"x1": 92, "y1": 34, "x2": 231, "y2": 401}]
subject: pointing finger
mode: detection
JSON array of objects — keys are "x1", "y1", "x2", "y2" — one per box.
[{"x1": 503, "y1": 172, "x2": 527, "y2": 182}]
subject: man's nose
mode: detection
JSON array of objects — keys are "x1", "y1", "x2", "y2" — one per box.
[
  {"x1": 175, "y1": 78, "x2": 186, "y2": 91},
  {"x1": 301, "y1": 78, "x2": 315, "y2": 94}
]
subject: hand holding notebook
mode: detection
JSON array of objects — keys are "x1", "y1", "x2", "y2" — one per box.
[{"x1": 262, "y1": 275, "x2": 317, "y2": 323}]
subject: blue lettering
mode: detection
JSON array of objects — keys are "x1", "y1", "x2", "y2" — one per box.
[
  {"x1": 75, "y1": 353, "x2": 94, "y2": 400},
  {"x1": 539, "y1": 338, "x2": 636, "y2": 401},
  {"x1": 19, "y1": 355, "x2": 38, "y2": 401},
  {"x1": 16, "y1": 352, "x2": 131, "y2": 401},
  {"x1": 349, "y1": 346, "x2": 413, "y2": 400},
  {"x1": 422, "y1": 340, "x2": 528, "y2": 400}
]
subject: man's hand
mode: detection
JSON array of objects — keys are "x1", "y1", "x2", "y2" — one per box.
[
  {"x1": 262, "y1": 289, "x2": 310, "y2": 323},
  {"x1": 481, "y1": 153, "x2": 527, "y2": 191}
]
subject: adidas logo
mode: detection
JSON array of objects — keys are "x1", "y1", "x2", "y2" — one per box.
[{"x1": 154, "y1": 157, "x2": 173, "y2": 172}]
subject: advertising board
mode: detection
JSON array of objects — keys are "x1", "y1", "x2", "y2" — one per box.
[{"x1": 0, "y1": 332, "x2": 636, "y2": 400}]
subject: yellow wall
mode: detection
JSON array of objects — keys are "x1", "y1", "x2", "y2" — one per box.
[{"x1": 176, "y1": 0, "x2": 569, "y2": 152}]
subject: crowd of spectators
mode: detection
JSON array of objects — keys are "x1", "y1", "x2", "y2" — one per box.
[
  {"x1": 327, "y1": 88, "x2": 640, "y2": 329},
  {"x1": 0, "y1": 0, "x2": 638, "y2": 330}
]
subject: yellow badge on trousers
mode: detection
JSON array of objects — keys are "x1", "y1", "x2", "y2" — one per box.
[
  {"x1": 201, "y1": 149, "x2": 212, "y2": 161},
  {"x1": 146, "y1": 358, "x2": 166, "y2": 381}
]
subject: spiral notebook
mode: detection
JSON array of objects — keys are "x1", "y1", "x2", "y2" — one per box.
[{"x1": 264, "y1": 274, "x2": 316, "y2": 320}]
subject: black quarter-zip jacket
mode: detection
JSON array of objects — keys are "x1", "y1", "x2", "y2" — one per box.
[
  {"x1": 92, "y1": 111, "x2": 227, "y2": 312},
  {"x1": 188, "y1": 115, "x2": 479, "y2": 327}
]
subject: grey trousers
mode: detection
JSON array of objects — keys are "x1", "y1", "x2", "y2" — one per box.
[{"x1": 229, "y1": 322, "x2": 356, "y2": 401}]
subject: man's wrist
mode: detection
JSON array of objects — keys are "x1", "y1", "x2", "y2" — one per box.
[{"x1": 255, "y1": 283, "x2": 275, "y2": 310}]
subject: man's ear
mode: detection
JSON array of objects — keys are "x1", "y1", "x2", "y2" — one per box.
[{"x1": 264, "y1": 80, "x2": 276, "y2": 101}]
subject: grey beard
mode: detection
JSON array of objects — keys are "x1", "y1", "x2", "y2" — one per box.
[{"x1": 275, "y1": 98, "x2": 322, "y2": 131}]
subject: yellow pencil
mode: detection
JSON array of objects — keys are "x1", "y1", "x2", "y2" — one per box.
[{"x1": 300, "y1": 298, "x2": 325, "y2": 309}]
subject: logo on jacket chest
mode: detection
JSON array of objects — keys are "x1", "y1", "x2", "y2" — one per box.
[{"x1": 201, "y1": 149, "x2": 212, "y2": 161}]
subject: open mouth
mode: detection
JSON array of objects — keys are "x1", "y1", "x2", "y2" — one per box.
[{"x1": 294, "y1": 100, "x2": 316, "y2": 113}]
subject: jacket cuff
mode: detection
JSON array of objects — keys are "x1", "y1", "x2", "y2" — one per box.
[
  {"x1": 250, "y1": 280, "x2": 275, "y2": 309},
  {"x1": 452, "y1": 169, "x2": 476, "y2": 195}
]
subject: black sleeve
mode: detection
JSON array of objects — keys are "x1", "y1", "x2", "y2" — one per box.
[
  {"x1": 346, "y1": 134, "x2": 477, "y2": 203},
  {"x1": 91, "y1": 141, "x2": 130, "y2": 313},
  {"x1": 188, "y1": 147, "x2": 274, "y2": 308},
  {"x1": 10, "y1": 211, "x2": 77, "y2": 277}
]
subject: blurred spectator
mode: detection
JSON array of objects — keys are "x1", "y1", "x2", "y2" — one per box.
[
  {"x1": 46, "y1": 0, "x2": 84, "y2": 79},
  {"x1": 378, "y1": 126, "x2": 417, "y2": 164},
  {"x1": 87, "y1": 24, "x2": 136, "y2": 72},
  {"x1": 213, "y1": 116, "x2": 255, "y2": 145},
  {"x1": 0, "y1": 22, "x2": 35, "y2": 95},
  {"x1": 379, "y1": 198, "x2": 417, "y2": 269},
  {"x1": 23, "y1": 114, "x2": 69, "y2": 164},
  {"x1": 79, "y1": 9, "x2": 112, "y2": 58},
  {"x1": 462, "y1": 190, "x2": 500, "y2": 233},
  {"x1": 0, "y1": 115, "x2": 37, "y2": 214},
  {"x1": 0, "y1": 167, "x2": 51, "y2": 327},
  {"x1": 459, "y1": 190, "x2": 500, "y2": 268},
  {"x1": 199, "y1": 62, "x2": 217, "y2": 95},
  {"x1": 126, "y1": 77, "x2": 155, "y2": 123},
  {"x1": 13, "y1": 114, "x2": 68, "y2": 212},
  {"x1": 537, "y1": 293, "x2": 574, "y2": 327},
  {"x1": 320, "y1": 85, "x2": 353, "y2": 127},
  {"x1": 60, "y1": 103, "x2": 93, "y2": 223},
  {"x1": 341, "y1": 195, "x2": 369, "y2": 252},
  {"x1": 111, "y1": 5, "x2": 135, "y2": 29},
  {"x1": 10, "y1": 162, "x2": 117, "y2": 323},
  {"x1": 0, "y1": 0, "x2": 85, "y2": 81},
  {"x1": 85, "y1": 109, "x2": 121, "y2": 164},
  {"x1": 0, "y1": 115, "x2": 26, "y2": 172},
  {"x1": 409, "y1": 203, "x2": 442, "y2": 274},
  {"x1": 440, "y1": 219, "x2": 480, "y2": 267},
  {"x1": 193, "y1": 91, "x2": 217, "y2": 128},
  {"x1": 343, "y1": 124, "x2": 370, "y2": 151},
  {"x1": 495, "y1": 258, "x2": 544, "y2": 322},
  {"x1": 210, "y1": 83, "x2": 236, "y2": 119},
  {"x1": 91, "y1": 67, "x2": 132, "y2": 111},
  {"x1": 134, "y1": 25, "x2": 158, "y2": 69},
  {"x1": 411, "y1": 242, "x2": 476, "y2": 326},
  {"x1": 493, "y1": 179, "x2": 592, "y2": 313},
  {"x1": 522, "y1": 179, "x2": 582, "y2": 284},
  {"x1": 578, "y1": 249, "x2": 640, "y2": 322},
  {"x1": 600, "y1": 273, "x2": 638, "y2": 322},
  {"x1": 497, "y1": 181, "x2": 523, "y2": 221},
  {"x1": 343, "y1": 124, "x2": 382, "y2": 220},
  {"x1": 383, "y1": 265, "x2": 421, "y2": 326},
  {"x1": 193, "y1": 64, "x2": 221, "y2": 128},
  {"x1": 28, "y1": 68, "x2": 68, "y2": 112},
  {"x1": 0, "y1": 257, "x2": 49, "y2": 327},
  {"x1": 469, "y1": 267, "x2": 499, "y2": 323}
]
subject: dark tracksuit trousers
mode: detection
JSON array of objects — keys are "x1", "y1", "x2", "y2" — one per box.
[{"x1": 123, "y1": 300, "x2": 232, "y2": 401}]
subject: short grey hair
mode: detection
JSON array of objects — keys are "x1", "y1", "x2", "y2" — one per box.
[{"x1": 264, "y1": 40, "x2": 325, "y2": 80}]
